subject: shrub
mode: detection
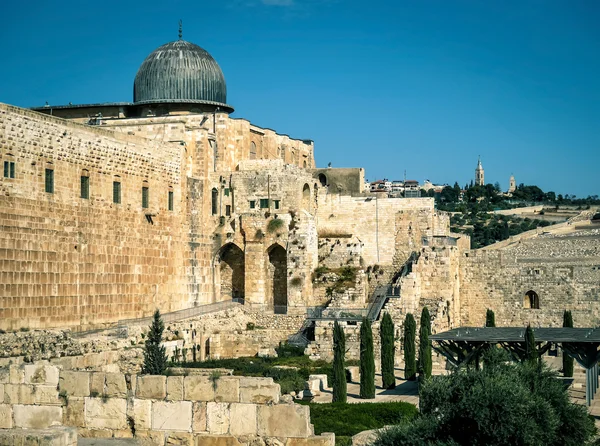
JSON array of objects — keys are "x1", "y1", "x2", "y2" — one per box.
[
  {"x1": 524, "y1": 324, "x2": 537, "y2": 364},
  {"x1": 380, "y1": 312, "x2": 395, "y2": 389},
  {"x1": 485, "y1": 309, "x2": 496, "y2": 327},
  {"x1": 332, "y1": 321, "x2": 347, "y2": 403},
  {"x1": 562, "y1": 310, "x2": 574, "y2": 377},
  {"x1": 403, "y1": 313, "x2": 417, "y2": 380},
  {"x1": 267, "y1": 218, "x2": 285, "y2": 233},
  {"x1": 141, "y1": 309, "x2": 168, "y2": 375},
  {"x1": 360, "y1": 317, "x2": 376, "y2": 399},
  {"x1": 246, "y1": 322, "x2": 255, "y2": 331}
]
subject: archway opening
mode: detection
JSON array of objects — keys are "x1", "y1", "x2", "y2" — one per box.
[
  {"x1": 268, "y1": 244, "x2": 287, "y2": 314},
  {"x1": 302, "y1": 183, "x2": 311, "y2": 212},
  {"x1": 318, "y1": 173, "x2": 327, "y2": 187},
  {"x1": 524, "y1": 290, "x2": 539, "y2": 309},
  {"x1": 218, "y1": 243, "x2": 245, "y2": 301}
]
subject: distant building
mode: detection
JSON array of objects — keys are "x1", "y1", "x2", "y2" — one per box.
[
  {"x1": 508, "y1": 174, "x2": 516, "y2": 193},
  {"x1": 475, "y1": 156, "x2": 485, "y2": 186},
  {"x1": 404, "y1": 180, "x2": 421, "y2": 198}
]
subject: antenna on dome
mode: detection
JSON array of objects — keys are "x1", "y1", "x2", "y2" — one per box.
[{"x1": 178, "y1": 19, "x2": 183, "y2": 40}]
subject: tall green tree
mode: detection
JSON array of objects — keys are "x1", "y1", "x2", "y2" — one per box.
[
  {"x1": 360, "y1": 317, "x2": 376, "y2": 399},
  {"x1": 332, "y1": 321, "x2": 347, "y2": 403},
  {"x1": 562, "y1": 310, "x2": 574, "y2": 377},
  {"x1": 404, "y1": 313, "x2": 417, "y2": 381},
  {"x1": 418, "y1": 307, "x2": 432, "y2": 381},
  {"x1": 524, "y1": 324, "x2": 538, "y2": 365},
  {"x1": 142, "y1": 309, "x2": 168, "y2": 375},
  {"x1": 380, "y1": 312, "x2": 396, "y2": 389},
  {"x1": 485, "y1": 309, "x2": 496, "y2": 327}
]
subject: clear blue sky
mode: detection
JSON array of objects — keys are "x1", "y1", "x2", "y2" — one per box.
[{"x1": 1, "y1": 0, "x2": 598, "y2": 197}]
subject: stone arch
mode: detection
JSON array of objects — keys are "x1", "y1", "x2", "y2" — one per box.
[
  {"x1": 524, "y1": 290, "x2": 539, "y2": 309},
  {"x1": 302, "y1": 183, "x2": 311, "y2": 212},
  {"x1": 216, "y1": 243, "x2": 245, "y2": 301},
  {"x1": 318, "y1": 173, "x2": 327, "y2": 187},
  {"x1": 250, "y1": 141, "x2": 257, "y2": 160},
  {"x1": 268, "y1": 244, "x2": 287, "y2": 313}
]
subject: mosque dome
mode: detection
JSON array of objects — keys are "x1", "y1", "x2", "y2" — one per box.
[{"x1": 133, "y1": 39, "x2": 229, "y2": 109}]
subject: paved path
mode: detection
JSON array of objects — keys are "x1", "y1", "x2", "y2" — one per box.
[{"x1": 311, "y1": 368, "x2": 419, "y2": 406}]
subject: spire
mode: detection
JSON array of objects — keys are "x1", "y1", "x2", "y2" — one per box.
[
  {"x1": 178, "y1": 19, "x2": 183, "y2": 40},
  {"x1": 477, "y1": 155, "x2": 482, "y2": 169}
]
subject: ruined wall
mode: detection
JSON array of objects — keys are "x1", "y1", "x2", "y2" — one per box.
[
  {"x1": 460, "y1": 228, "x2": 600, "y2": 328},
  {"x1": 0, "y1": 363, "x2": 334, "y2": 445},
  {"x1": 312, "y1": 168, "x2": 365, "y2": 195},
  {"x1": 316, "y1": 195, "x2": 447, "y2": 266},
  {"x1": 0, "y1": 104, "x2": 194, "y2": 331}
]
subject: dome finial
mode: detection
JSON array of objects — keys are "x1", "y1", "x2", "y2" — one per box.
[{"x1": 178, "y1": 19, "x2": 183, "y2": 40}]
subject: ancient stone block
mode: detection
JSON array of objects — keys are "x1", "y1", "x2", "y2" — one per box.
[
  {"x1": 106, "y1": 373, "x2": 127, "y2": 398},
  {"x1": 9, "y1": 365, "x2": 24, "y2": 384},
  {"x1": 206, "y1": 402, "x2": 230, "y2": 435},
  {"x1": 63, "y1": 397, "x2": 85, "y2": 427},
  {"x1": 85, "y1": 397, "x2": 127, "y2": 430},
  {"x1": 130, "y1": 398, "x2": 152, "y2": 430},
  {"x1": 13, "y1": 404, "x2": 62, "y2": 429},
  {"x1": 4, "y1": 384, "x2": 35, "y2": 404},
  {"x1": 0, "y1": 426, "x2": 78, "y2": 446},
  {"x1": 167, "y1": 375, "x2": 184, "y2": 401},
  {"x1": 165, "y1": 432, "x2": 195, "y2": 445},
  {"x1": 257, "y1": 404, "x2": 312, "y2": 438},
  {"x1": 90, "y1": 372, "x2": 105, "y2": 396},
  {"x1": 286, "y1": 434, "x2": 335, "y2": 446},
  {"x1": 60, "y1": 371, "x2": 90, "y2": 397},
  {"x1": 192, "y1": 402, "x2": 207, "y2": 432},
  {"x1": 184, "y1": 375, "x2": 215, "y2": 401},
  {"x1": 152, "y1": 400, "x2": 193, "y2": 432},
  {"x1": 24, "y1": 364, "x2": 60, "y2": 386},
  {"x1": 0, "y1": 384, "x2": 4, "y2": 403},
  {"x1": 136, "y1": 375, "x2": 167, "y2": 399},
  {"x1": 215, "y1": 377, "x2": 239, "y2": 403},
  {"x1": 239, "y1": 377, "x2": 280, "y2": 404},
  {"x1": 34, "y1": 384, "x2": 61, "y2": 405},
  {"x1": 0, "y1": 404, "x2": 13, "y2": 428},
  {"x1": 229, "y1": 403, "x2": 257, "y2": 436},
  {"x1": 309, "y1": 374, "x2": 328, "y2": 390},
  {"x1": 193, "y1": 435, "x2": 242, "y2": 446}
]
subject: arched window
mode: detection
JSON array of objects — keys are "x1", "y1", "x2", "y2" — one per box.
[
  {"x1": 302, "y1": 183, "x2": 311, "y2": 212},
  {"x1": 524, "y1": 290, "x2": 540, "y2": 309},
  {"x1": 318, "y1": 173, "x2": 327, "y2": 187},
  {"x1": 249, "y1": 142, "x2": 257, "y2": 160},
  {"x1": 211, "y1": 188, "x2": 218, "y2": 215}
]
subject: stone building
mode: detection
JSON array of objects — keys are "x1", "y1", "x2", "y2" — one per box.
[
  {"x1": 508, "y1": 174, "x2": 517, "y2": 193},
  {"x1": 0, "y1": 34, "x2": 444, "y2": 331}
]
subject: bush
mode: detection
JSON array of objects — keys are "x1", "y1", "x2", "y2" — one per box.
[
  {"x1": 267, "y1": 218, "x2": 285, "y2": 233},
  {"x1": 333, "y1": 321, "x2": 347, "y2": 403},
  {"x1": 301, "y1": 401, "x2": 418, "y2": 440},
  {"x1": 485, "y1": 309, "x2": 496, "y2": 327},
  {"x1": 374, "y1": 349, "x2": 596, "y2": 446}
]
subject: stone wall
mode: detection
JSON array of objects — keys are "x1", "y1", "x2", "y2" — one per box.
[{"x1": 0, "y1": 363, "x2": 334, "y2": 445}]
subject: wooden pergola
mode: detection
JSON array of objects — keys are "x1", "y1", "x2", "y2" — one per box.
[{"x1": 430, "y1": 327, "x2": 600, "y2": 405}]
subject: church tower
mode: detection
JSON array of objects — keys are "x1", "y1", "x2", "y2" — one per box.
[
  {"x1": 508, "y1": 174, "x2": 516, "y2": 193},
  {"x1": 475, "y1": 156, "x2": 484, "y2": 186}
]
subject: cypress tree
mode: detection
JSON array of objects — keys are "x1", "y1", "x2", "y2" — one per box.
[
  {"x1": 418, "y1": 307, "x2": 432, "y2": 380},
  {"x1": 485, "y1": 309, "x2": 496, "y2": 327},
  {"x1": 360, "y1": 317, "x2": 376, "y2": 399},
  {"x1": 142, "y1": 309, "x2": 168, "y2": 375},
  {"x1": 563, "y1": 310, "x2": 574, "y2": 377},
  {"x1": 524, "y1": 324, "x2": 537, "y2": 364},
  {"x1": 380, "y1": 312, "x2": 396, "y2": 389},
  {"x1": 332, "y1": 321, "x2": 347, "y2": 403},
  {"x1": 404, "y1": 313, "x2": 417, "y2": 381}
]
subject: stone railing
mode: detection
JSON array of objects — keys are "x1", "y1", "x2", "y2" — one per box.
[{"x1": 0, "y1": 363, "x2": 334, "y2": 446}]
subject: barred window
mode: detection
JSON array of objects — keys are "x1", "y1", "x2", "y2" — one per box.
[
  {"x1": 260, "y1": 198, "x2": 269, "y2": 209},
  {"x1": 113, "y1": 181, "x2": 121, "y2": 204},
  {"x1": 3, "y1": 161, "x2": 15, "y2": 178},
  {"x1": 45, "y1": 169, "x2": 54, "y2": 193},
  {"x1": 80, "y1": 175, "x2": 90, "y2": 199},
  {"x1": 142, "y1": 186, "x2": 149, "y2": 209}
]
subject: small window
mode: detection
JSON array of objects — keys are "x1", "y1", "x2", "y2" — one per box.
[
  {"x1": 45, "y1": 169, "x2": 54, "y2": 193},
  {"x1": 274, "y1": 200, "x2": 280, "y2": 210},
  {"x1": 224, "y1": 188, "x2": 230, "y2": 196},
  {"x1": 80, "y1": 175, "x2": 90, "y2": 199},
  {"x1": 260, "y1": 198, "x2": 269, "y2": 209},
  {"x1": 249, "y1": 200, "x2": 256, "y2": 209},
  {"x1": 113, "y1": 181, "x2": 121, "y2": 204},
  {"x1": 142, "y1": 186, "x2": 149, "y2": 209},
  {"x1": 225, "y1": 205, "x2": 231, "y2": 216},
  {"x1": 168, "y1": 191, "x2": 174, "y2": 211},
  {"x1": 3, "y1": 161, "x2": 15, "y2": 178},
  {"x1": 211, "y1": 188, "x2": 218, "y2": 215}
]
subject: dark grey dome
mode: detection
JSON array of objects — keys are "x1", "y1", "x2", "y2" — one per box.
[{"x1": 133, "y1": 40, "x2": 229, "y2": 107}]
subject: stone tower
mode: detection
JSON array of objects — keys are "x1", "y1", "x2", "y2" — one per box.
[
  {"x1": 475, "y1": 156, "x2": 484, "y2": 186},
  {"x1": 508, "y1": 174, "x2": 516, "y2": 193}
]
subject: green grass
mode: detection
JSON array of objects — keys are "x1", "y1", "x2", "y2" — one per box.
[{"x1": 297, "y1": 401, "x2": 418, "y2": 444}]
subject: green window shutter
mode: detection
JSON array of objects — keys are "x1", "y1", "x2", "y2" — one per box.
[
  {"x1": 80, "y1": 176, "x2": 89, "y2": 199},
  {"x1": 3, "y1": 161, "x2": 9, "y2": 178},
  {"x1": 45, "y1": 169, "x2": 54, "y2": 193},
  {"x1": 113, "y1": 182, "x2": 121, "y2": 204},
  {"x1": 249, "y1": 200, "x2": 255, "y2": 209},
  {"x1": 9, "y1": 162, "x2": 15, "y2": 178},
  {"x1": 142, "y1": 187, "x2": 149, "y2": 209}
]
